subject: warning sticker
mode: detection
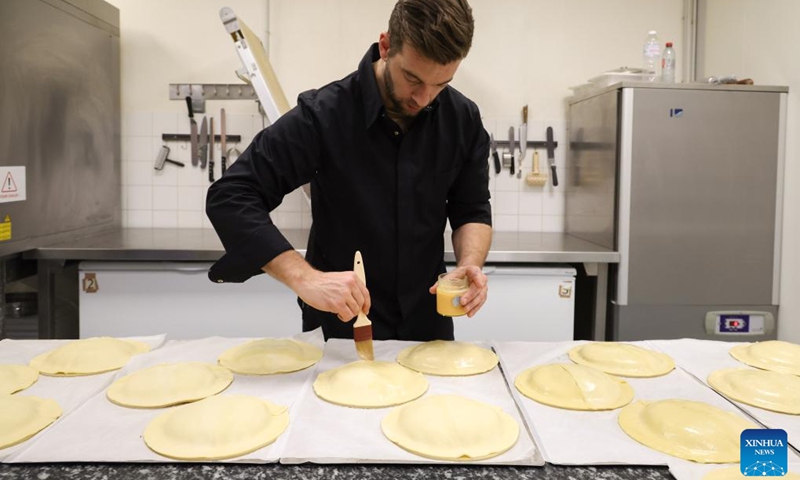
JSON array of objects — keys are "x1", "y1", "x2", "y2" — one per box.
[
  {"x1": 0, "y1": 215, "x2": 11, "y2": 241},
  {"x1": 0, "y1": 167, "x2": 26, "y2": 203}
]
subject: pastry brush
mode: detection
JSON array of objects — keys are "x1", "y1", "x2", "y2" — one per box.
[{"x1": 353, "y1": 251, "x2": 374, "y2": 361}]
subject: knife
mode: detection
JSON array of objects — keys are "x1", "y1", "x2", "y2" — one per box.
[
  {"x1": 209, "y1": 117, "x2": 215, "y2": 183},
  {"x1": 518, "y1": 105, "x2": 528, "y2": 179},
  {"x1": 185, "y1": 96, "x2": 198, "y2": 167},
  {"x1": 546, "y1": 126, "x2": 558, "y2": 187},
  {"x1": 490, "y1": 133, "x2": 501, "y2": 174},
  {"x1": 198, "y1": 117, "x2": 208, "y2": 169},
  {"x1": 508, "y1": 126, "x2": 515, "y2": 176},
  {"x1": 220, "y1": 108, "x2": 227, "y2": 175}
]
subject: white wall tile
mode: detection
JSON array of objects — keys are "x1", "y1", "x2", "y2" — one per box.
[
  {"x1": 518, "y1": 190, "x2": 543, "y2": 216},
  {"x1": 201, "y1": 212, "x2": 214, "y2": 230},
  {"x1": 153, "y1": 211, "x2": 179, "y2": 228},
  {"x1": 124, "y1": 161, "x2": 153, "y2": 186},
  {"x1": 124, "y1": 112, "x2": 152, "y2": 137},
  {"x1": 178, "y1": 186, "x2": 203, "y2": 211},
  {"x1": 493, "y1": 215, "x2": 518, "y2": 232},
  {"x1": 495, "y1": 170, "x2": 522, "y2": 192},
  {"x1": 127, "y1": 186, "x2": 152, "y2": 210},
  {"x1": 153, "y1": 186, "x2": 178, "y2": 211},
  {"x1": 493, "y1": 191, "x2": 519, "y2": 215},
  {"x1": 178, "y1": 211, "x2": 203, "y2": 228},
  {"x1": 177, "y1": 164, "x2": 207, "y2": 187},
  {"x1": 543, "y1": 215, "x2": 566, "y2": 232},
  {"x1": 226, "y1": 114, "x2": 255, "y2": 144},
  {"x1": 152, "y1": 112, "x2": 178, "y2": 137},
  {"x1": 518, "y1": 215, "x2": 543, "y2": 232},
  {"x1": 124, "y1": 137, "x2": 154, "y2": 163},
  {"x1": 121, "y1": 185, "x2": 128, "y2": 210},
  {"x1": 126, "y1": 210, "x2": 152, "y2": 228},
  {"x1": 152, "y1": 161, "x2": 179, "y2": 186},
  {"x1": 301, "y1": 212, "x2": 313, "y2": 230}
]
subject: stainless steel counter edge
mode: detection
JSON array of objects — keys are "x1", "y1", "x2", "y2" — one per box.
[{"x1": 24, "y1": 228, "x2": 620, "y2": 264}]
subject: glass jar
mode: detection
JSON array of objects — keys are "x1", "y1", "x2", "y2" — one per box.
[{"x1": 436, "y1": 273, "x2": 469, "y2": 317}]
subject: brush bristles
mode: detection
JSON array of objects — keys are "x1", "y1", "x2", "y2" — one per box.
[{"x1": 354, "y1": 324, "x2": 374, "y2": 360}]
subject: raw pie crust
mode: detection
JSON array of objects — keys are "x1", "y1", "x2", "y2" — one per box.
[
  {"x1": 729, "y1": 340, "x2": 800, "y2": 376},
  {"x1": 707, "y1": 367, "x2": 800, "y2": 415},
  {"x1": 0, "y1": 365, "x2": 39, "y2": 395},
  {"x1": 143, "y1": 394, "x2": 289, "y2": 460},
  {"x1": 218, "y1": 338, "x2": 322, "y2": 375},
  {"x1": 396, "y1": 340, "x2": 498, "y2": 376},
  {"x1": 618, "y1": 399, "x2": 756, "y2": 463},
  {"x1": 703, "y1": 466, "x2": 800, "y2": 479},
  {"x1": 29, "y1": 337, "x2": 151, "y2": 376},
  {"x1": 568, "y1": 342, "x2": 675, "y2": 378},
  {"x1": 0, "y1": 395, "x2": 62, "y2": 449},
  {"x1": 107, "y1": 362, "x2": 234, "y2": 408},
  {"x1": 381, "y1": 394, "x2": 519, "y2": 461},
  {"x1": 313, "y1": 360, "x2": 428, "y2": 408},
  {"x1": 515, "y1": 363, "x2": 634, "y2": 410}
]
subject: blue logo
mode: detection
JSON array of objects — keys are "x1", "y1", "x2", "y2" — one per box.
[
  {"x1": 669, "y1": 108, "x2": 684, "y2": 117},
  {"x1": 741, "y1": 429, "x2": 788, "y2": 476}
]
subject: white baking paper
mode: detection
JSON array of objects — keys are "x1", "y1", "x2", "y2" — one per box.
[
  {"x1": 650, "y1": 338, "x2": 800, "y2": 450},
  {"x1": 279, "y1": 339, "x2": 543, "y2": 465},
  {"x1": 0, "y1": 335, "x2": 165, "y2": 461},
  {"x1": 6, "y1": 329, "x2": 323, "y2": 464},
  {"x1": 493, "y1": 340, "x2": 763, "y2": 466}
]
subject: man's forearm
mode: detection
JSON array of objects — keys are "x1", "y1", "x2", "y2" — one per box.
[
  {"x1": 452, "y1": 222, "x2": 492, "y2": 268},
  {"x1": 262, "y1": 250, "x2": 316, "y2": 294}
]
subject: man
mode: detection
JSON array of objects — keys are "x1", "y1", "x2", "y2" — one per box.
[{"x1": 206, "y1": 0, "x2": 492, "y2": 341}]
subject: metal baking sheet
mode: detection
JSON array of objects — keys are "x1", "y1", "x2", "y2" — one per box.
[
  {"x1": 0, "y1": 335, "x2": 166, "y2": 461},
  {"x1": 493, "y1": 340, "x2": 764, "y2": 466},
  {"x1": 279, "y1": 339, "x2": 543, "y2": 466},
  {"x1": 6, "y1": 330, "x2": 323, "y2": 464}
]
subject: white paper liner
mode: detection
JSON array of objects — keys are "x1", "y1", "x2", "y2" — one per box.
[
  {"x1": 0, "y1": 335, "x2": 166, "y2": 461},
  {"x1": 279, "y1": 338, "x2": 543, "y2": 465},
  {"x1": 5, "y1": 330, "x2": 322, "y2": 464},
  {"x1": 493, "y1": 340, "x2": 762, "y2": 466},
  {"x1": 650, "y1": 338, "x2": 800, "y2": 450}
]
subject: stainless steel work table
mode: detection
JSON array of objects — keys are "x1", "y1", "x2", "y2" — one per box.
[{"x1": 25, "y1": 228, "x2": 619, "y2": 340}]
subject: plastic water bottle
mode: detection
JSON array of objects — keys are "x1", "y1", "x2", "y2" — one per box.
[
  {"x1": 642, "y1": 30, "x2": 661, "y2": 82},
  {"x1": 661, "y1": 41, "x2": 676, "y2": 83}
]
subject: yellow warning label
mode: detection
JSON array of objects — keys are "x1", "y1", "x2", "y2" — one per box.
[{"x1": 0, "y1": 215, "x2": 11, "y2": 241}]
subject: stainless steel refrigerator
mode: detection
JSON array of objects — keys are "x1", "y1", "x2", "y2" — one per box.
[{"x1": 566, "y1": 83, "x2": 788, "y2": 341}]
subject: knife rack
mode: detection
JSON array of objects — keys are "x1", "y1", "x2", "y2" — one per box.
[
  {"x1": 161, "y1": 134, "x2": 241, "y2": 143},
  {"x1": 493, "y1": 140, "x2": 558, "y2": 149},
  {"x1": 169, "y1": 83, "x2": 258, "y2": 113}
]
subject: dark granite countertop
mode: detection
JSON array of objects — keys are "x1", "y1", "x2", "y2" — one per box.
[{"x1": 0, "y1": 463, "x2": 675, "y2": 480}]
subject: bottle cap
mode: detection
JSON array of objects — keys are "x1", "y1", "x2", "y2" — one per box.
[
  {"x1": 666, "y1": 42, "x2": 673, "y2": 47},
  {"x1": 648, "y1": 30, "x2": 657, "y2": 35}
]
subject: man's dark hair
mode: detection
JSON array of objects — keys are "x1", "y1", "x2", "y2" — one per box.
[{"x1": 387, "y1": 0, "x2": 474, "y2": 64}]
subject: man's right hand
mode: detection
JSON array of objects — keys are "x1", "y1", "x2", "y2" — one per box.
[
  {"x1": 262, "y1": 250, "x2": 370, "y2": 322},
  {"x1": 294, "y1": 270, "x2": 371, "y2": 322}
]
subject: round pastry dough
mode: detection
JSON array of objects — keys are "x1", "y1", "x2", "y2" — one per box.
[
  {"x1": 515, "y1": 363, "x2": 634, "y2": 411},
  {"x1": 381, "y1": 394, "x2": 519, "y2": 461},
  {"x1": 396, "y1": 340, "x2": 498, "y2": 376},
  {"x1": 730, "y1": 340, "x2": 800, "y2": 376},
  {"x1": 618, "y1": 399, "x2": 756, "y2": 463},
  {"x1": 313, "y1": 360, "x2": 428, "y2": 408},
  {"x1": 0, "y1": 395, "x2": 62, "y2": 449},
  {"x1": 143, "y1": 394, "x2": 289, "y2": 460},
  {"x1": 107, "y1": 362, "x2": 234, "y2": 408},
  {"x1": 707, "y1": 367, "x2": 800, "y2": 415},
  {"x1": 218, "y1": 338, "x2": 322, "y2": 375},
  {"x1": 0, "y1": 364, "x2": 39, "y2": 395},
  {"x1": 703, "y1": 465, "x2": 800, "y2": 479},
  {"x1": 29, "y1": 337, "x2": 151, "y2": 376},
  {"x1": 568, "y1": 342, "x2": 675, "y2": 378}
]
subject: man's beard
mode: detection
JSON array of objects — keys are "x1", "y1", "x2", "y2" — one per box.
[{"x1": 383, "y1": 59, "x2": 416, "y2": 122}]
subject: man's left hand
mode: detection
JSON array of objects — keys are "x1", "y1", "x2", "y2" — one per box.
[{"x1": 428, "y1": 265, "x2": 488, "y2": 318}]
